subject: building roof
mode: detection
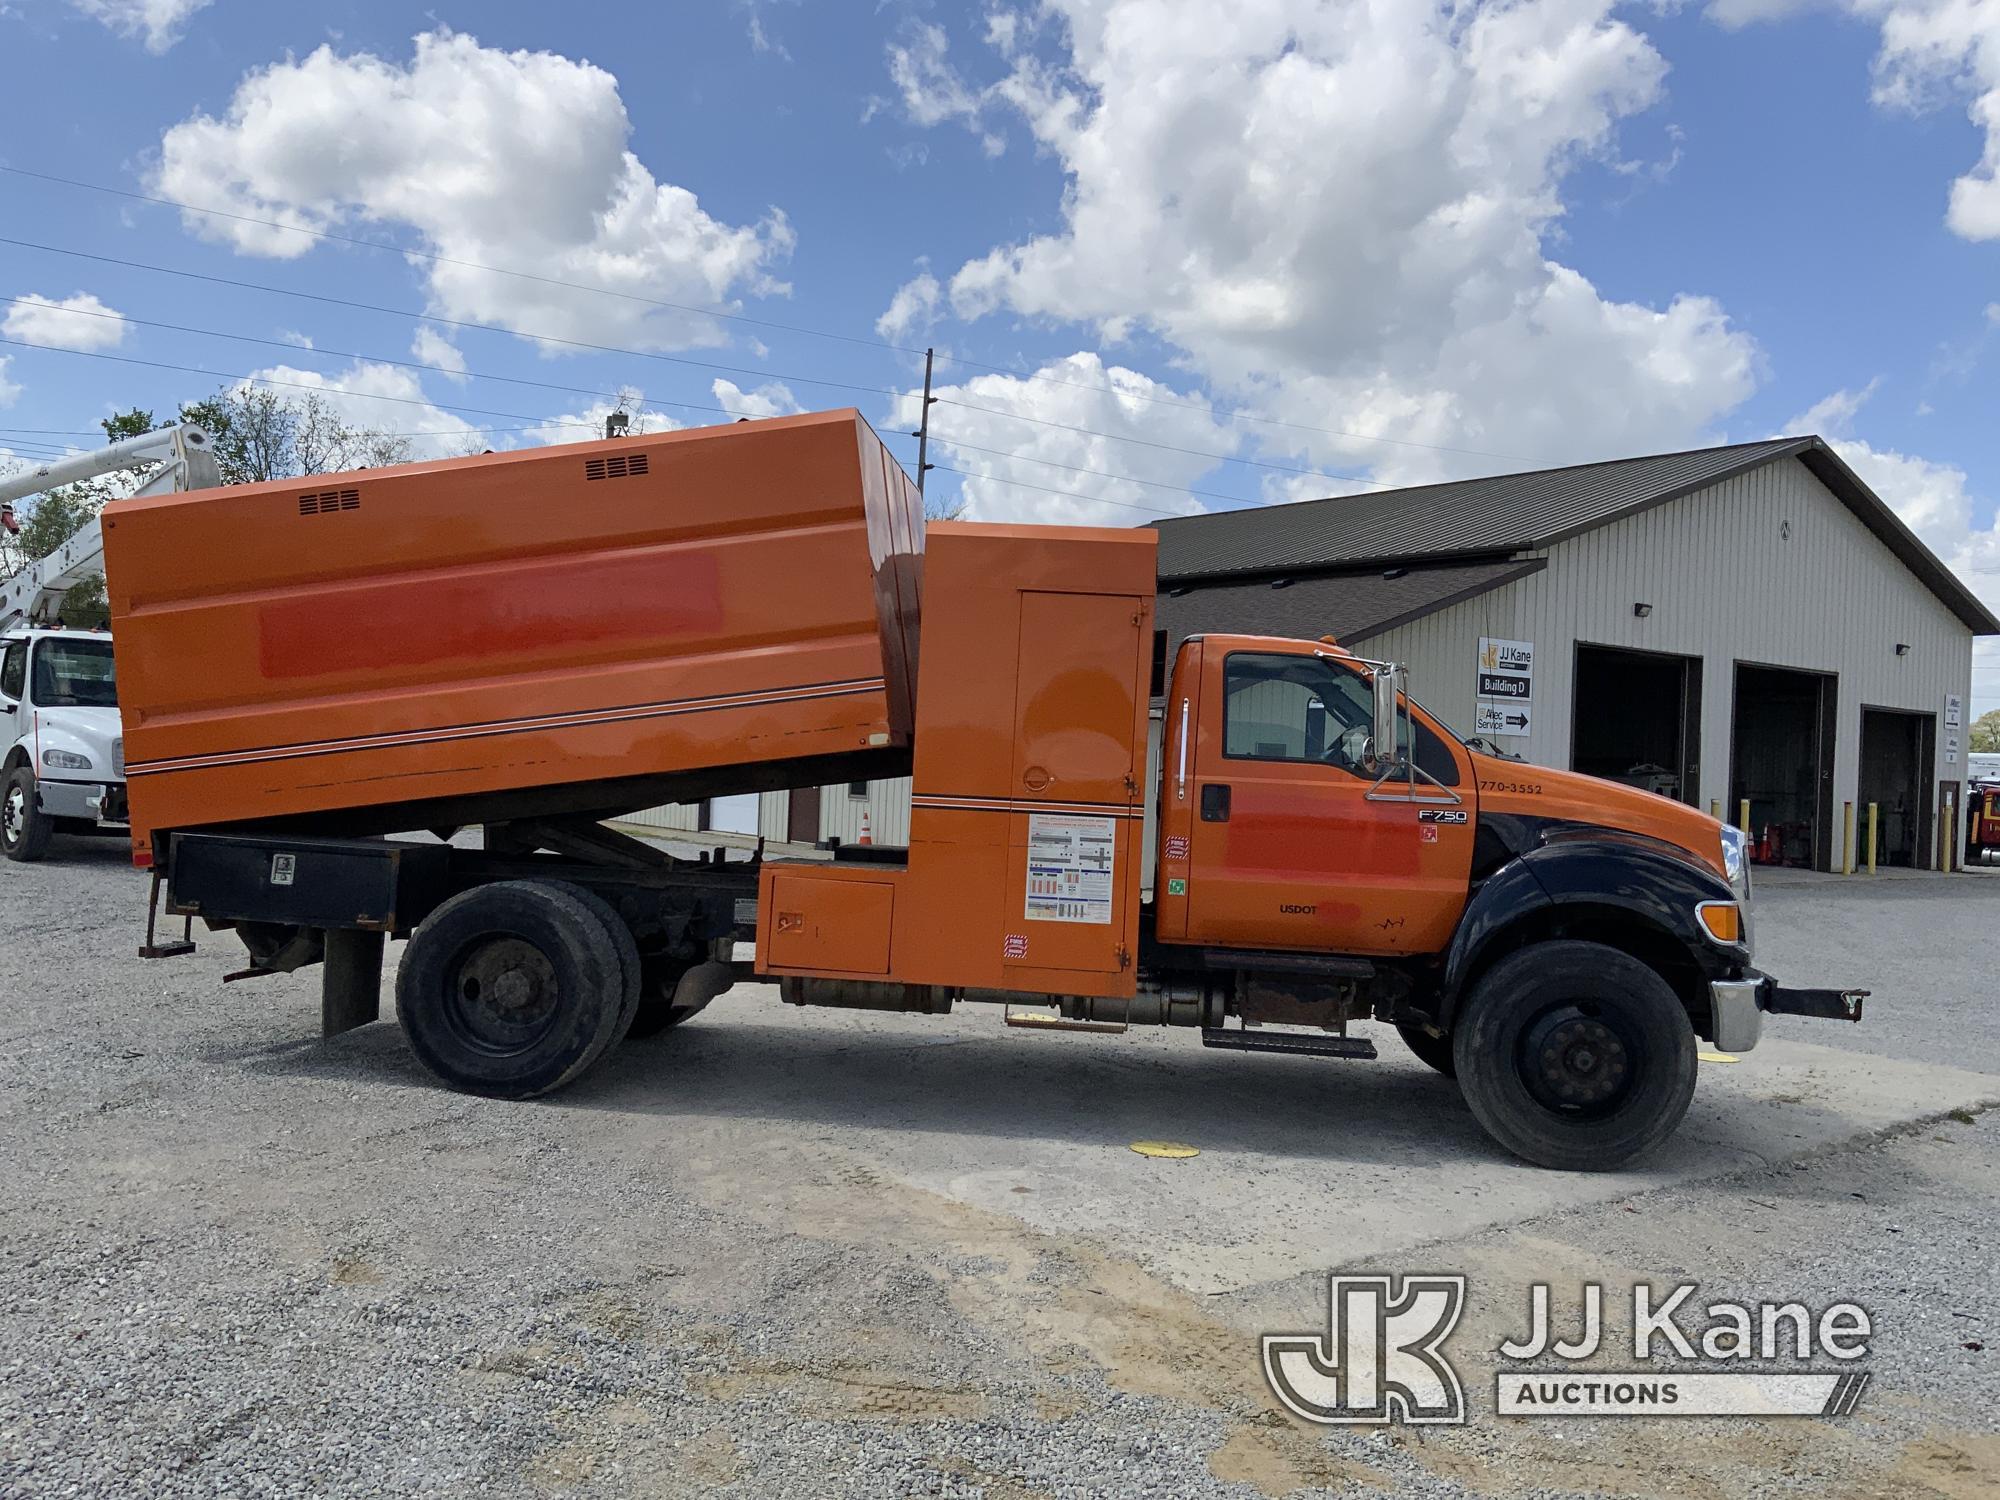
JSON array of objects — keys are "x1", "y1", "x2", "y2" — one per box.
[
  {"x1": 1157, "y1": 558, "x2": 1544, "y2": 653},
  {"x1": 1153, "y1": 436, "x2": 2000, "y2": 634}
]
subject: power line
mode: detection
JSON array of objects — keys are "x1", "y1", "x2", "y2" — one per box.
[
  {"x1": 3, "y1": 165, "x2": 1523, "y2": 465},
  {"x1": 0, "y1": 337, "x2": 608, "y2": 429},
  {"x1": 0, "y1": 297, "x2": 1366, "y2": 503},
  {"x1": 926, "y1": 434, "x2": 1301, "y2": 509},
  {"x1": 0, "y1": 294, "x2": 685, "y2": 415},
  {"x1": 927, "y1": 464, "x2": 1187, "y2": 518},
  {"x1": 0, "y1": 239, "x2": 904, "y2": 405},
  {"x1": 930, "y1": 397, "x2": 1393, "y2": 490},
  {"x1": 929, "y1": 351, "x2": 1521, "y2": 462},
  {"x1": 0, "y1": 164, "x2": 919, "y2": 358},
  {"x1": 0, "y1": 255, "x2": 1384, "y2": 494}
]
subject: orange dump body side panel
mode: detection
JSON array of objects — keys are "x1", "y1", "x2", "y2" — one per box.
[
  {"x1": 756, "y1": 523, "x2": 1156, "y2": 1000},
  {"x1": 104, "y1": 410, "x2": 922, "y2": 862}
]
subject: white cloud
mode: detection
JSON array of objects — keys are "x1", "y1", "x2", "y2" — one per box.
[
  {"x1": 877, "y1": 272, "x2": 941, "y2": 341},
  {"x1": 884, "y1": 21, "x2": 1001, "y2": 154},
  {"x1": 410, "y1": 326, "x2": 468, "y2": 380},
  {"x1": 70, "y1": 0, "x2": 211, "y2": 53},
  {"x1": 243, "y1": 361, "x2": 477, "y2": 460},
  {"x1": 890, "y1": 352, "x2": 1239, "y2": 525},
  {"x1": 527, "y1": 394, "x2": 683, "y2": 448},
  {"x1": 1714, "y1": 1, "x2": 2000, "y2": 241},
  {"x1": 154, "y1": 30, "x2": 795, "y2": 350},
  {"x1": 2, "y1": 292, "x2": 129, "y2": 352},
  {"x1": 1788, "y1": 385, "x2": 2000, "y2": 710},
  {"x1": 901, "y1": 2, "x2": 1760, "y2": 488},
  {"x1": 1789, "y1": 379, "x2": 1882, "y2": 436},
  {"x1": 0, "y1": 355, "x2": 19, "y2": 408},
  {"x1": 277, "y1": 329, "x2": 314, "y2": 348},
  {"x1": 711, "y1": 378, "x2": 802, "y2": 419}
]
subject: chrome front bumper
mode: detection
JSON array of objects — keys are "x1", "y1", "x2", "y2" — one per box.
[{"x1": 1709, "y1": 974, "x2": 1869, "y2": 1054}]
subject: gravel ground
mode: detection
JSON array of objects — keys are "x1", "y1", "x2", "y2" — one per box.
[{"x1": 1, "y1": 837, "x2": 1995, "y2": 1498}]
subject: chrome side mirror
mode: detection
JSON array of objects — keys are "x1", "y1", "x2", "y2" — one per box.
[{"x1": 1370, "y1": 663, "x2": 1404, "y2": 771}]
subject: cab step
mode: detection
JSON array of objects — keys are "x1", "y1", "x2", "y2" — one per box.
[{"x1": 1200, "y1": 1028, "x2": 1377, "y2": 1060}]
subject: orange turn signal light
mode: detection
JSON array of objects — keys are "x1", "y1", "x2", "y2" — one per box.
[{"x1": 1696, "y1": 901, "x2": 1742, "y2": 944}]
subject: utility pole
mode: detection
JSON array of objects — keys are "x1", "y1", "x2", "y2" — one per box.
[{"x1": 913, "y1": 347, "x2": 936, "y2": 497}]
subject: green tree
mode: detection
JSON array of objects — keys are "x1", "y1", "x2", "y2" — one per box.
[
  {"x1": 179, "y1": 386, "x2": 412, "y2": 484},
  {"x1": 1970, "y1": 708, "x2": 2000, "y2": 755}
]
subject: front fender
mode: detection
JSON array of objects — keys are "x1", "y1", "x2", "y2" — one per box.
[{"x1": 1439, "y1": 838, "x2": 1742, "y2": 1026}]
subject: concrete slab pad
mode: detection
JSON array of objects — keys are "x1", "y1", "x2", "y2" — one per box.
[{"x1": 580, "y1": 988, "x2": 2000, "y2": 1297}]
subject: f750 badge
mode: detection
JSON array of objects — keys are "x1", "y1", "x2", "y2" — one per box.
[{"x1": 1418, "y1": 810, "x2": 1468, "y2": 824}]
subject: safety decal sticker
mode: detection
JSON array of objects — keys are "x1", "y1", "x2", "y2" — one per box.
[
  {"x1": 1003, "y1": 933, "x2": 1029, "y2": 959},
  {"x1": 1025, "y1": 812, "x2": 1116, "y2": 924},
  {"x1": 1164, "y1": 834, "x2": 1190, "y2": 860}
]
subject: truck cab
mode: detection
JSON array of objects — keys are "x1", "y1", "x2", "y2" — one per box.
[{"x1": 0, "y1": 626, "x2": 127, "y2": 861}]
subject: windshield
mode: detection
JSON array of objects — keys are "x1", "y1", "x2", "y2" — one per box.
[{"x1": 30, "y1": 637, "x2": 118, "y2": 708}]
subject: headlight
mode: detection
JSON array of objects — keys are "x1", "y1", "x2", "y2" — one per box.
[
  {"x1": 1720, "y1": 824, "x2": 1751, "y2": 902},
  {"x1": 42, "y1": 749, "x2": 91, "y2": 771}
]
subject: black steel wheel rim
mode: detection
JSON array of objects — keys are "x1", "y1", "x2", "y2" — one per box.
[
  {"x1": 442, "y1": 935, "x2": 563, "y2": 1055},
  {"x1": 1518, "y1": 1004, "x2": 1638, "y2": 1118}
]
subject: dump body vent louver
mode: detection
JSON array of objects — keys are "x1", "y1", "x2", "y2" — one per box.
[
  {"x1": 584, "y1": 453, "x2": 650, "y2": 482},
  {"x1": 298, "y1": 488, "x2": 362, "y2": 516}
]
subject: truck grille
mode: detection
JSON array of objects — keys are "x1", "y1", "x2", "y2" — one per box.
[{"x1": 112, "y1": 737, "x2": 125, "y2": 776}]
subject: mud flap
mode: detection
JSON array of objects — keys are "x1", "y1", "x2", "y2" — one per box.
[{"x1": 322, "y1": 928, "x2": 386, "y2": 1036}]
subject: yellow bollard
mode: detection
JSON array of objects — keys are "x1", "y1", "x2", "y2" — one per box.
[
  {"x1": 1739, "y1": 799, "x2": 1751, "y2": 839},
  {"x1": 1945, "y1": 793, "x2": 1957, "y2": 874},
  {"x1": 1842, "y1": 801, "x2": 1854, "y2": 875},
  {"x1": 1867, "y1": 802, "x2": 1878, "y2": 875},
  {"x1": 1710, "y1": 799, "x2": 1721, "y2": 821}
]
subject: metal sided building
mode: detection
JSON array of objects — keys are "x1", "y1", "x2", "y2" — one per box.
[{"x1": 1154, "y1": 436, "x2": 1999, "y2": 873}]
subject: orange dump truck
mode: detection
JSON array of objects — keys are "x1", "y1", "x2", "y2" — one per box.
[{"x1": 105, "y1": 409, "x2": 1863, "y2": 1169}]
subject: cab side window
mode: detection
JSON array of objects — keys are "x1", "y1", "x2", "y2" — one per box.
[
  {"x1": 1222, "y1": 651, "x2": 1460, "y2": 786},
  {"x1": 1223, "y1": 654, "x2": 1373, "y2": 773},
  {"x1": 0, "y1": 640, "x2": 25, "y2": 704}
]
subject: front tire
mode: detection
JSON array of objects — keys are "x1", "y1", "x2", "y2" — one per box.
[
  {"x1": 396, "y1": 881, "x2": 629, "y2": 1098},
  {"x1": 1452, "y1": 940, "x2": 1697, "y2": 1171},
  {"x1": 2, "y1": 767, "x2": 54, "y2": 863}
]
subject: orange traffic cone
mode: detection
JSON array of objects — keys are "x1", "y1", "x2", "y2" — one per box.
[{"x1": 858, "y1": 809, "x2": 873, "y2": 846}]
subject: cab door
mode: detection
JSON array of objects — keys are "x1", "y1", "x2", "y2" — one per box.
[{"x1": 1177, "y1": 647, "x2": 1476, "y2": 957}]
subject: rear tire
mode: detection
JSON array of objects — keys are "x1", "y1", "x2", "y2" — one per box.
[
  {"x1": 396, "y1": 881, "x2": 627, "y2": 1098},
  {"x1": 2, "y1": 767, "x2": 54, "y2": 863},
  {"x1": 1395, "y1": 1021, "x2": 1456, "y2": 1077},
  {"x1": 1452, "y1": 940, "x2": 1697, "y2": 1171},
  {"x1": 546, "y1": 882, "x2": 642, "y2": 1063}
]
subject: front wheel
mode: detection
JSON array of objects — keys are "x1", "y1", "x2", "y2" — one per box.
[
  {"x1": 2, "y1": 767, "x2": 55, "y2": 863},
  {"x1": 1452, "y1": 940, "x2": 1697, "y2": 1171}
]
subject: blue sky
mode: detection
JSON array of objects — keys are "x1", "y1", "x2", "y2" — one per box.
[{"x1": 1, "y1": 1, "x2": 1996, "y2": 702}]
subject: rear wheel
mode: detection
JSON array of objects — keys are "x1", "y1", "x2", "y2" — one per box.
[
  {"x1": 1, "y1": 767, "x2": 54, "y2": 863},
  {"x1": 1452, "y1": 940, "x2": 1696, "y2": 1171},
  {"x1": 1395, "y1": 1021, "x2": 1456, "y2": 1077},
  {"x1": 396, "y1": 881, "x2": 628, "y2": 1098}
]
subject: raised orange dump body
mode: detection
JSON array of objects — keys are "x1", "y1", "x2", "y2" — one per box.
[{"x1": 104, "y1": 410, "x2": 923, "y2": 864}]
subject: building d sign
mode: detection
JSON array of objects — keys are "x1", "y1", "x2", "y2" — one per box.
[{"x1": 1475, "y1": 637, "x2": 1535, "y2": 739}]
